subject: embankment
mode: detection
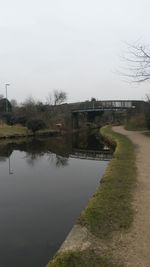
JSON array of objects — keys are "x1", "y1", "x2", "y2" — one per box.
[
  {"x1": 0, "y1": 126, "x2": 60, "y2": 140},
  {"x1": 46, "y1": 126, "x2": 136, "y2": 267}
]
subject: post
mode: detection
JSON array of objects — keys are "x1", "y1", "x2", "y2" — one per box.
[{"x1": 5, "y1": 83, "x2": 10, "y2": 112}]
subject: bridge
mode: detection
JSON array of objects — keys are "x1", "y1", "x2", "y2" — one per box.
[
  {"x1": 71, "y1": 100, "x2": 145, "y2": 128},
  {"x1": 72, "y1": 100, "x2": 144, "y2": 112}
]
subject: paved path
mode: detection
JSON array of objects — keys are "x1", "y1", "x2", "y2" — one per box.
[{"x1": 113, "y1": 126, "x2": 150, "y2": 267}]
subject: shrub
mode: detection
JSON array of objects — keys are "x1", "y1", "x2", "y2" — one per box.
[
  {"x1": 27, "y1": 119, "x2": 47, "y2": 133},
  {"x1": 0, "y1": 112, "x2": 14, "y2": 125},
  {"x1": 125, "y1": 112, "x2": 146, "y2": 130},
  {"x1": 15, "y1": 116, "x2": 27, "y2": 126}
]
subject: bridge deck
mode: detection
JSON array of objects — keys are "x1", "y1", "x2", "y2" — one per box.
[
  {"x1": 72, "y1": 107, "x2": 130, "y2": 113},
  {"x1": 71, "y1": 100, "x2": 142, "y2": 113}
]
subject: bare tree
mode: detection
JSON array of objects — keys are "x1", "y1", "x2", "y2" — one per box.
[
  {"x1": 46, "y1": 93, "x2": 53, "y2": 105},
  {"x1": 23, "y1": 96, "x2": 36, "y2": 106},
  {"x1": 21, "y1": 96, "x2": 37, "y2": 118},
  {"x1": 121, "y1": 42, "x2": 150, "y2": 83},
  {"x1": 53, "y1": 89, "x2": 67, "y2": 105},
  {"x1": 46, "y1": 89, "x2": 67, "y2": 106}
]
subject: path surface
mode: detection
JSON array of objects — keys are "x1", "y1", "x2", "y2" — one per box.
[{"x1": 112, "y1": 126, "x2": 150, "y2": 267}]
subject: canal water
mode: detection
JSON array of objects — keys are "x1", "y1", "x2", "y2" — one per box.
[{"x1": 0, "y1": 131, "x2": 112, "y2": 267}]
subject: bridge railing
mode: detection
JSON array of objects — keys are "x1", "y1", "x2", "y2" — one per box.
[{"x1": 72, "y1": 100, "x2": 135, "y2": 111}]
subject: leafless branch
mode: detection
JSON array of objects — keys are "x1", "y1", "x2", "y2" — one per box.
[{"x1": 121, "y1": 42, "x2": 150, "y2": 83}]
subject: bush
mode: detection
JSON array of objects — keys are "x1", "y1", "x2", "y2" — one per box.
[
  {"x1": 0, "y1": 112, "x2": 14, "y2": 125},
  {"x1": 15, "y1": 116, "x2": 27, "y2": 126},
  {"x1": 125, "y1": 112, "x2": 146, "y2": 130},
  {"x1": 27, "y1": 119, "x2": 47, "y2": 133}
]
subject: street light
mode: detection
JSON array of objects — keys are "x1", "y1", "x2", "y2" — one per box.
[{"x1": 5, "y1": 83, "x2": 10, "y2": 112}]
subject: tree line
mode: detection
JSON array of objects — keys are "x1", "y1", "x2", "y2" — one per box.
[{"x1": 0, "y1": 89, "x2": 69, "y2": 133}]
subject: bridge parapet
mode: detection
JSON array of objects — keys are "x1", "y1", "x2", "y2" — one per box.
[{"x1": 71, "y1": 100, "x2": 145, "y2": 112}]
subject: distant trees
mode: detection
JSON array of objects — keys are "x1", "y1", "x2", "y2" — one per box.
[
  {"x1": 22, "y1": 97, "x2": 37, "y2": 117},
  {"x1": 0, "y1": 89, "x2": 69, "y2": 129},
  {"x1": 53, "y1": 89, "x2": 67, "y2": 105},
  {"x1": 23, "y1": 90, "x2": 67, "y2": 130},
  {"x1": 10, "y1": 99, "x2": 18, "y2": 109},
  {"x1": 0, "y1": 94, "x2": 4, "y2": 99},
  {"x1": 10, "y1": 97, "x2": 38, "y2": 126},
  {"x1": 91, "y1": 97, "x2": 96, "y2": 102},
  {"x1": 45, "y1": 89, "x2": 68, "y2": 128},
  {"x1": 47, "y1": 89, "x2": 67, "y2": 106}
]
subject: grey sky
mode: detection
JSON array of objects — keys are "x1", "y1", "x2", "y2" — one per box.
[{"x1": 0, "y1": 0, "x2": 149, "y2": 103}]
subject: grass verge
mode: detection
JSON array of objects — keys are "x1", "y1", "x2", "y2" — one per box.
[
  {"x1": 0, "y1": 125, "x2": 59, "y2": 138},
  {"x1": 46, "y1": 250, "x2": 121, "y2": 267},
  {"x1": 79, "y1": 125, "x2": 136, "y2": 238},
  {"x1": 0, "y1": 125, "x2": 28, "y2": 136},
  {"x1": 46, "y1": 126, "x2": 136, "y2": 267}
]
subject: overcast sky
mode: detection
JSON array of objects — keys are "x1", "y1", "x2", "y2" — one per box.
[{"x1": 0, "y1": 0, "x2": 150, "y2": 103}]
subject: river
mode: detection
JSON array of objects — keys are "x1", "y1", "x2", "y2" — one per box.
[{"x1": 0, "y1": 130, "x2": 112, "y2": 267}]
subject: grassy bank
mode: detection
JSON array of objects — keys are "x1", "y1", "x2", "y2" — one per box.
[
  {"x1": 47, "y1": 250, "x2": 121, "y2": 267},
  {"x1": 0, "y1": 125, "x2": 60, "y2": 139},
  {"x1": 79, "y1": 126, "x2": 136, "y2": 238},
  {"x1": 0, "y1": 125, "x2": 28, "y2": 136},
  {"x1": 47, "y1": 125, "x2": 136, "y2": 267}
]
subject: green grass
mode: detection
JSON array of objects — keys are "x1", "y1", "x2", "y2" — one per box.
[
  {"x1": 46, "y1": 126, "x2": 136, "y2": 267},
  {"x1": 47, "y1": 250, "x2": 121, "y2": 267},
  {"x1": 0, "y1": 125, "x2": 28, "y2": 136},
  {"x1": 79, "y1": 125, "x2": 136, "y2": 238},
  {"x1": 0, "y1": 125, "x2": 59, "y2": 137}
]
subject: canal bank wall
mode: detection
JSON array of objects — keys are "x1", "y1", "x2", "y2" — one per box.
[
  {"x1": 0, "y1": 130, "x2": 60, "y2": 140},
  {"x1": 46, "y1": 125, "x2": 136, "y2": 267}
]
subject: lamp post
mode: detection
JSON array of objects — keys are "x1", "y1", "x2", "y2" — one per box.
[{"x1": 5, "y1": 83, "x2": 10, "y2": 112}]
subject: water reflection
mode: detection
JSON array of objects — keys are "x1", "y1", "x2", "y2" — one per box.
[
  {"x1": 8, "y1": 156, "x2": 13, "y2": 175},
  {"x1": 0, "y1": 130, "x2": 112, "y2": 267},
  {"x1": 0, "y1": 129, "x2": 112, "y2": 170}
]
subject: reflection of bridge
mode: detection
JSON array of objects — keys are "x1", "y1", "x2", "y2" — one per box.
[{"x1": 70, "y1": 148, "x2": 112, "y2": 161}]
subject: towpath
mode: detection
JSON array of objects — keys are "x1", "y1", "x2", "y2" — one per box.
[
  {"x1": 54, "y1": 126, "x2": 150, "y2": 267},
  {"x1": 112, "y1": 126, "x2": 150, "y2": 267}
]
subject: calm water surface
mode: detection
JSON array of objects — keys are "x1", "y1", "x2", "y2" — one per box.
[{"x1": 0, "y1": 131, "x2": 112, "y2": 267}]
